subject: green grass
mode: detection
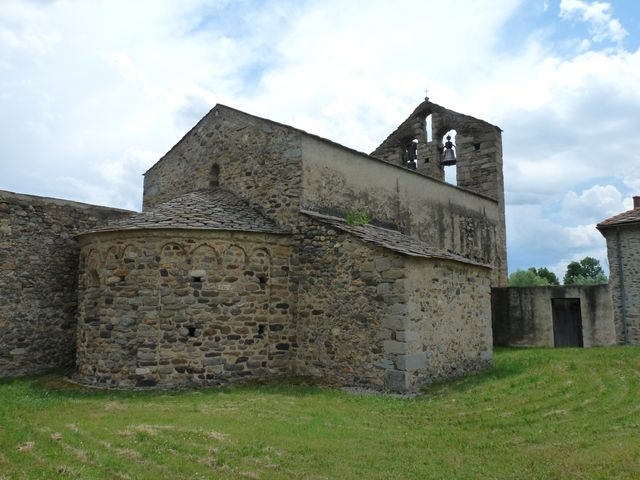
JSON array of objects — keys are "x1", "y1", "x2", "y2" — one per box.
[{"x1": 1, "y1": 347, "x2": 639, "y2": 479}]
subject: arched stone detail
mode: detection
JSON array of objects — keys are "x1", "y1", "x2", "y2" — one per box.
[
  {"x1": 190, "y1": 244, "x2": 221, "y2": 284},
  {"x1": 160, "y1": 242, "x2": 186, "y2": 262},
  {"x1": 248, "y1": 247, "x2": 271, "y2": 291},
  {"x1": 105, "y1": 245, "x2": 120, "y2": 266},
  {"x1": 222, "y1": 245, "x2": 246, "y2": 268},
  {"x1": 191, "y1": 243, "x2": 221, "y2": 267},
  {"x1": 122, "y1": 244, "x2": 140, "y2": 263},
  {"x1": 249, "y1": 247, "x2": 271, "y2": 266},
  {"x1": 86, "y1": 249, "x2": 100, "y2": 288}
]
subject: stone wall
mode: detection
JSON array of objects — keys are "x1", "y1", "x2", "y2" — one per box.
[
  {"x1": 301, "y1": 135, "x2": 507, "y2": 286},
  {"x1": 143, "y1": 105, "x2": 303, "y2": 230},
  {"x1": 294, "y1": 217, "x2": 493, "y2": 392},
  {"x1": 405, "y1": 259, "x2": 493, "y2": 388},
  {"x1": 294, "y1": 219, "x2": 403, "y2": 390},
  {"x1": 491, "y1": 285, "x2": 615, "y2": 347},
  {"x1": 75, "y1": 229, "x2": 294, "y2": 388},
  {"x1": 0, "y1": 190, "x2": 131, "y2": 378},
  {"x1": 602, "y1": 225, "x2": 640, "y2": 344}
]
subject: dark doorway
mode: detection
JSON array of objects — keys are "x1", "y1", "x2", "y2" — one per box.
[{"x1": 551, "y1": 298, "x2": 584, "y2": 347}]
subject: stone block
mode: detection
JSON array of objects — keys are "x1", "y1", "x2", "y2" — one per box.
[
  {"x1": 383, "y1": 340, "x2": 410, "y2": 354},
  {"x1": 375, "y1": 257, "x2": 392, "y2": 272},
  {"x1": 373, "y1": 358, "x2": 394, "y2": 369},
  {"x1": 381, "y1": 314, "x2": 409, "y2": 330},
  {"x1": 381, "y1": 268, "x2": 405, "y2": 280},
  {"x1": 376, "y1": 282, "x2": 391, "y2": 296},
  {"x1": 384, "y1": 369, "x2": 410, "y2": 392},
  {"x1": 390, "y1": 303, "x2": 408, "y2": 314},
  {"x1": 396, "y1": 330, "x2": 419, "y2": 342},
  {"x1": 395, "y1": 352, "x2": 427, "y2": 371}
]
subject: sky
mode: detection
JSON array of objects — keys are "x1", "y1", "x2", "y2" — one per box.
[{"x1": 1, "y1": 0, "x2": 639, "y2": 279}]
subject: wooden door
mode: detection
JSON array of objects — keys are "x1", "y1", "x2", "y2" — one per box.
[{"x1": 552, "y1": 298, "x2": 584, "y2": 347}]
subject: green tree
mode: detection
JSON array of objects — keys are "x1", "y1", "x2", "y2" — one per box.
[
  {"x1": 531, "y1": 267, "x2": 560, "y2": 286},
  {"x1": 508, "y1": 268, "x2": 551, "y2": 286},
  {"x1": 563, "y1": 257, "x2": 607, "y2": 285}
]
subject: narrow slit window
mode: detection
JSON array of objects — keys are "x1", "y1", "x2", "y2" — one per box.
[{"x1": 210, "y1": 164, "x2": 220, "y2": 187}]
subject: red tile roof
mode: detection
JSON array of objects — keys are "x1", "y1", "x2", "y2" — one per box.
[{"x1": 597, "y1": 207, "x2": 640, "y2": 229}]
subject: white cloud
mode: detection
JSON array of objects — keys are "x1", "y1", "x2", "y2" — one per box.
[
  {"x1": 560, "y1": 184, "x2": 624, "y2": 223},
  {"x1": 238, "y1": 0, "x2": 524, "y2": 153},
  {"x1": 479, "y1": 47, "x2": 640, "y2": 211},
  {"x1": 559, "y1": 0, "x2": 627, "y2": 44},
  {"x1": 506, "y1": 203, "x2": 608, "y2": 273}
]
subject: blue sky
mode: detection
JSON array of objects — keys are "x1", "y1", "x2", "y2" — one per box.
[{"x1": 1, "y1": 0, "x2": 639, "y2": 279}]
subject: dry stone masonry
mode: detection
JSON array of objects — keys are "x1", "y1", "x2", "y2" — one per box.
[
  {"x1": 0, "y1": 191, "x2": 131, "y2": 376},
  {"x1": 76, "y1": 230, "x2": 293, "y2": 388},
  {"x1": 1, "y1": 98, "x2": 510, "y2": 391}
]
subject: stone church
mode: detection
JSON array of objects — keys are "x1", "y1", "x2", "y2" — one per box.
[{"x1": 0, "y1": 98, "x2": 507, "y2": 392}]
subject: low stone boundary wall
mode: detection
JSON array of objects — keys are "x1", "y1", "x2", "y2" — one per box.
[
  {"x1": 0, "y1": 190, "x2": 132, "y2": 377},
  {"x1": 491, "y1": 285, "x2": 615, "y2": 347}
]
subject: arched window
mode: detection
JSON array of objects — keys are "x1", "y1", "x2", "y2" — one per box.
[
  {"x1": 425, "y1": 114, "x2": 433, "y2": 142},
  {"x1": 442, "y1": 130, "x2": 457, "y2": 185}
]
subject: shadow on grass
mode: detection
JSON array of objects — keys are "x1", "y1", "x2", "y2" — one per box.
[{"x1": 18, "y1": 371, "x2": 334, "y2": 402}]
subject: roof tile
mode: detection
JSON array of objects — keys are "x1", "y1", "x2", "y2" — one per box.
[
  {"x1": 82, "y1": 189, "x2": 286, "y2": 235},
  {"x1": 301, "y1": 210, "x2": 491, "y2": 268},
  {"x1": 597, "y1": 208, "x2": 640, "y2": 228}
]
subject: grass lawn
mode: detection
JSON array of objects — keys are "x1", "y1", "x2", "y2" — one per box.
[{"x1": 0, "y1": 347, "x2": 639, "y2": 479}]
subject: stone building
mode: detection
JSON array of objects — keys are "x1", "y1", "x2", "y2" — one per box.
[
  {"x1": 1, "y1": 98, "x2": 508, "y2": 392},
  {"x1": 597, "y1": 196, "x2": 640, "y2": 345}
]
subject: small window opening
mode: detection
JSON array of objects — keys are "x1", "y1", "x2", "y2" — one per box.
[
  {"x1": 425, "y1": 114, "x2": 433, "y2": 142},
  {"x1": 403, "y1": 139, "x2": 418, "y2": 170},
  {"x1": 187, "y1": 326, "x2": 196, "y2": 337},
  {"x1": 257, "y1": 274, "x2": 267, "y2": 285},
  {"x1": 258, "y1": 324, "x2": 265, "y2": 335},
  {"x1": 88, "y1": 269, "x2": 100, "y2": 288},
  {"x1": 192, "y1": 276, "x2": 203, "y2": 283},
  {"x1": 209, "y1": 164, "x2": 220, "y2": 188},
  {"x1": 474, "y1": 143, "x2": 481, "y2": 151}
]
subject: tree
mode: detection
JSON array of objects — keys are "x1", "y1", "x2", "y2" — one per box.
[
  {"x1": 508, "y1": 268, "x2": 551, "y2": 286},
  {"x1": 563, "y1": 257, "x2": 607, "y2": 285},
  {"x1": 530, "y1": 267, "x2": 560, "y2": 286}
]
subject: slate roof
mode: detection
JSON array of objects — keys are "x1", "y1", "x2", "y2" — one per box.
[
  {"x1": 83, "y1": 189, "x2": 286, "y2": 235},
  {"x1": 597, "y1": 207, "x2": 640, "y2": 229},
  {"x1": 301, "y1": 210, "x2": 492, "y2": 268}
]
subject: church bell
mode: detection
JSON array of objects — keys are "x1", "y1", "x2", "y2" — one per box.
[{"x1": 441, "y1": 135, "x2": 457, "y2": 166}]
